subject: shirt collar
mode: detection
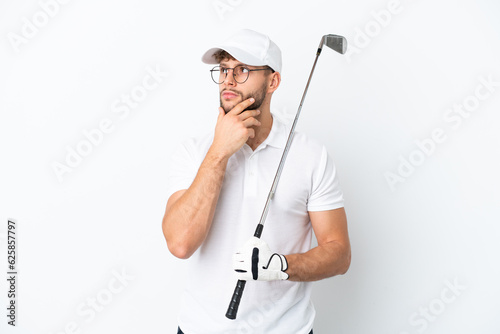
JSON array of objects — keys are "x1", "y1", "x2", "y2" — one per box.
[{"x1": 259, "y1": 113, "x2": 288, "y2": 150}]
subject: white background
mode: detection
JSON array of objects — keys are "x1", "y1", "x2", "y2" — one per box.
[{"x1": 1, "y1": 0, "x2": 499, "y2": 333}]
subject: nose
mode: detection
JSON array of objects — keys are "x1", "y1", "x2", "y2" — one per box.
[{"x1": 223, "y1": 68, "x2": 236, "y2": 86}]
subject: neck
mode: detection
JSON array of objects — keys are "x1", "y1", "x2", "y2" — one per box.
[{"x1": 246, "y1": 100, "x2": 273, "y2": 151}]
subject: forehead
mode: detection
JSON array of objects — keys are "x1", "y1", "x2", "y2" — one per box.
[{"x1": 219, "y1": 59, "x2": 257, "y2": 67}]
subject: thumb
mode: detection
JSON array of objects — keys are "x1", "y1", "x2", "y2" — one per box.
[{"x1": 217, "y1": 107, "x2": 225, "y2": 121}]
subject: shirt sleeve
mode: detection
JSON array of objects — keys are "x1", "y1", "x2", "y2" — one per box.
[
  {"x1": 306, "y1": 145, "x2": 345, "y2": 211},
  {"x1": 165, "y1": 138, "x2": 199, "y2": 201}
]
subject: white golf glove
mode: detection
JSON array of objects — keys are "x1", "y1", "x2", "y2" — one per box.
[{"x1": 233, "y1": 237, "x2": 289, "y2": 281}]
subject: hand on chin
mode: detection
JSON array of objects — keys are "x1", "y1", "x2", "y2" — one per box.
[{"x1": 222, "y1": 99, "x2": 242, "y2": 114}]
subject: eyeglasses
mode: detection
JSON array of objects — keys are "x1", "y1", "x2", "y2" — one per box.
[{"x1": 210, "y1": 65, "x2": 273, "y2": 84}]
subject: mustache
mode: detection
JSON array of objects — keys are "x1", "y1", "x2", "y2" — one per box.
[{"x1": 220, "y1": 89, "x2": 242, "y2": 97}]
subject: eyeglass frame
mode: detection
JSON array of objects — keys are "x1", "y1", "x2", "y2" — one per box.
[{"x1": 210, "y1": 65, "x2": 275, "y2": 84}]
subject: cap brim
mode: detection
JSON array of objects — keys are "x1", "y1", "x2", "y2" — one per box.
[
  {"x1": 201, "y1": 47, "x2": 222, "y2": 64},
  {"x1": 201, "y1": 46, "x2": 267, "y2": 67}
]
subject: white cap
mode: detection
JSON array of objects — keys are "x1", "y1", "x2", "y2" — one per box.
[{"x1": 201, "y1": 29, "x2": 282, "y2": 73}]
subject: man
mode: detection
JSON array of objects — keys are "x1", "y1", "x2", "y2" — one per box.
[{"x1": 162, "y1": 29, "x2": 351, "y2": 334}]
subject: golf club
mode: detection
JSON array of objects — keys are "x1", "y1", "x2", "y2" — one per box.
[{"x1": 225, "y1": 34, "x2": 347, "y2": 320}]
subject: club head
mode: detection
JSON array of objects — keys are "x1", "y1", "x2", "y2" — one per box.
[{"x1": 320, "y1": 34, "x2": 347, "y2": 54}]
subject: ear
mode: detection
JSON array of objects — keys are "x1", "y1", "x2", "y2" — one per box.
[{"x1": 267, "y1": 71, "x2": 281, "y2": 94}]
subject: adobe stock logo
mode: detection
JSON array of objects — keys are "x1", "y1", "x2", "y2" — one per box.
[
  {"x1": 399, "y1": 278, "x2": 466, "y2": 334},
  {"x1": 212, "y1": 0, "x2": 245, "y2": 20},
  {"x1": 236, "y1": 288, "x2": 281, "y2": 334},
  {"x1": 51, "y1": 64, "x2": 168, "y2": 183},
  {"x1": 385, "y1": 74, "x2": 499, "y2": 191},
  {"x1": 344, "y1": 0, "x2": 403, "y2": 63},
  {"x1": 47, "y1": 267, "x2": 134, "y2": 334},
  {"x1": 7, "y1": 0, "x2": 73, "y2": 53}
]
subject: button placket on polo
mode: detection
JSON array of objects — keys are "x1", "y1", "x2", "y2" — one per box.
[{"x1": 243, "y1": 146, "x2": 260, "y2": 197}]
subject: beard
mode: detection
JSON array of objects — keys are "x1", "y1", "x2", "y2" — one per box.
[{"x1": 220, "y1": 84, "x2": 267, "y2": 114}]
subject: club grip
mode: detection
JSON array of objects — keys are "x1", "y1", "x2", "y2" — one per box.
[
  {"x1": 225, "y1": 279, "x2": 246, "y2": 319},
  {"x1": 254, "y1": 223, "x2": 264, "y2": 238}
]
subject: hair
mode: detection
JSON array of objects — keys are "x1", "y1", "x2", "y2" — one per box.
[
  {"x1": 213, "y1": 50, "x2": 235, "y2": 63},
  {"x1": 212, "y1": 49, "x2": 275, "y2": 73}
]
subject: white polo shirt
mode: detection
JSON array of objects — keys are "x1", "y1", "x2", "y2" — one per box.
[{"x1": 166, "y1": 113, "x2": 344, "y2": 334}]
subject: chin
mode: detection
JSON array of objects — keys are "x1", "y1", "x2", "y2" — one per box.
[{"x1": 221, "y1": 101, "x2": 238, "y2": 114}]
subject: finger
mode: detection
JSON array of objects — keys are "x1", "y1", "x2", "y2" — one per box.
[
  {"x1": 238, "y1": 108, "x2": 261, "y2": 121},
  {"x1": 244, "y1": 236, "x2": 261, "y2": 247},
  {"x1": 234, "y1": 271, "x2": 252, "y2": 281},
  {"x1": 228, "y1": 97, "x2": 255, "y2": 115},
  {"x1": 233, "y1": 253, "x2": 245, "y2": 262},
  {"x1": 217, "y1": 107, "x2": 224, "y2": 121},
  {"x1": 242, "y1": 117, "x2": 261, "y2": 128}
]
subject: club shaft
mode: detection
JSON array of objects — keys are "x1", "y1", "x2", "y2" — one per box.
[
  {"x1": 256, "y1": 48, "x2": 323, "y2": 229},
  {"x1": 225, "y1": 48, "x2": 323, "y2": 320}
]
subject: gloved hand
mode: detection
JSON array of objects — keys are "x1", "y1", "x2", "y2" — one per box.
[{"x1": 233, "y1": 237, "x2": 289, "y2": 281}]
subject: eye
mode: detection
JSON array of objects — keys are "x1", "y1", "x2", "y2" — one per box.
[
  {"x1": 220, "y1": 67, "x2": 228, "y2": 73},
  {"x1": 233, "y1": 66, "x2": 248, "y2": 76}
]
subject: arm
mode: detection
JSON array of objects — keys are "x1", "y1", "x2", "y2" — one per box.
[
  {"x1": 162, "y1": 149, "x2": 228, "y2": 259},
  {"x1": 285, "y1": 207, "x2": 351, "y2": 281},
  {"x1": 162, "y1": 98, "x2": 261, "y2": 259}
]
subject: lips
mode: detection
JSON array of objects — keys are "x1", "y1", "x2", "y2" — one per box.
[{"x1": 221, "y1": 90, "x2": 240, "y2": 100}]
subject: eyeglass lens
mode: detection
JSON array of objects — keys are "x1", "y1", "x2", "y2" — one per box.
[{"x1": 211, "y1": 66, "x2": 249, "y2": 84}]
